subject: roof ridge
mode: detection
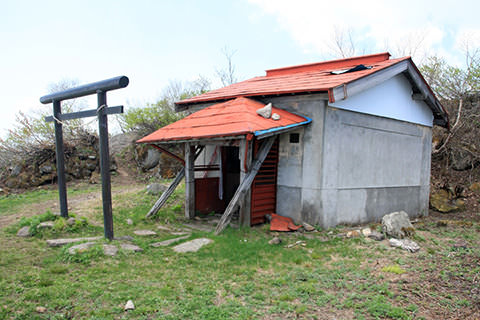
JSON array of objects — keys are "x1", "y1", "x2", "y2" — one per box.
[{"x1": 265, "y1": 52, "x2": 391, "y2": 77}]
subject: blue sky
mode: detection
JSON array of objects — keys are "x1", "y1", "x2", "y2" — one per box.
[{"x1": 1, "y1": 0, "x2": 479, "y2": 136}]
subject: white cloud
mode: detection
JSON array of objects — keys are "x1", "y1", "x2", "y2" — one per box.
[{"x1": 248, "y1": 0, "x2": 480, "y2": 64}]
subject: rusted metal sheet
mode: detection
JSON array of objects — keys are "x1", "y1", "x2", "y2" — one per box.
[
  {"x1": 195, "y1": 178, "x2": 225, "y2": 214},
  {"x1": 250, "y1": 138, "x2": 279, "y2": 225}
]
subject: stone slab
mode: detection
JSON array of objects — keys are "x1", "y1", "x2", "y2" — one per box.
[
  {"x1": 47, "y1": 236, "x2": 102, "y2": 247},
  {"x1": 150, "y1": 235, "x2": 190, "y2": 247},
  {"x1": 173, "y1": 238, "x2": 213, "y2": 253}
]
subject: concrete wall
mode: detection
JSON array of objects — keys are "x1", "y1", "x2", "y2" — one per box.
[
  {"x1": 319, "y1": 108, "x2": 432, "y2": 227},
  {"x1": 331, "y1": 74, "x2": 434, "y2": 127},
  {"x1": 262, "y1": 93, "x2": 432, "y2": 228},
  {"x1": 261, "y1": 94, "x2": 327, "y2": 224}
]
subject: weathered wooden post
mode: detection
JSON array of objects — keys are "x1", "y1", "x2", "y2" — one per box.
[{"x1": 40, "y1": 76, "x2": 129, "y2": 240}]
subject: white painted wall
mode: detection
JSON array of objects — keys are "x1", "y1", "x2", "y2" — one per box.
[{"x1": 330, "y1": 74, "x2": 434, "y2": 127}]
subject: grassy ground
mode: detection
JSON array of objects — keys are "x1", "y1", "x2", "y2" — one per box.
[{"x1": 0, "y1": 183, "x2": 479, "y2": 319}]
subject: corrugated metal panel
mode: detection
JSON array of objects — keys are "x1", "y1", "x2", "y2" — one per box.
[{"x1": 250, "y1": 138, "x2": 279, "y2": 225}]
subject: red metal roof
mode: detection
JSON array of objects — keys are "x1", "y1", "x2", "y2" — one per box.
[
  {"x1": 137, "y1": 97, "x2": 309, "y2": 143},
  {"x1": 176, "y1": 52, "x2": 408, "y2": 106}
]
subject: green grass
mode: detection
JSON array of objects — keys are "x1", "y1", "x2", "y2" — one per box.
[{"x1": 0, "y1": 184, "x2": 479, "y2": 319}]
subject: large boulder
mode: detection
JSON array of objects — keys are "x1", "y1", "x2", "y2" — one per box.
[{"x1": 381, "y1": 211, "x2": 415, "y2": 239}]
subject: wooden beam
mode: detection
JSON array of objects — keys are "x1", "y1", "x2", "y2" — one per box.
[
  {"x1": 239, "y1": 138, "x2": 253, "y2": 227},
  {"x1": 145, "y1": 168, "x2": 185, "y2": 218},
  {"x1": 149, "y1": 144, "x2": 185, "y2": 165},
  {"x1": 44, "y1": 106, "x2": 123, "y2": 122},
  {"x1": 184, "y1": 143, "x2": 196, "y2": 219},
  {"x1": 215, "y1": 136, "x2": 276, "y2": 234},
  {"x1": 145, "y1": 146, "x2": 203, "y2": 219}
]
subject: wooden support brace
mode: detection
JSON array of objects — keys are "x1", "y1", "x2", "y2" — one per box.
[
  {"x1": 145, "y1": 168, "x2": 185, "y2": 218},
  {"x1": 150, "y1": 144, "x2": 185, "y2": 165},
  {"x1": 145, "y1": 145, "x2": 203, "y2": 219},
  {"x1": 215, "y1": 136, "x2": 276, "y2": 234}
]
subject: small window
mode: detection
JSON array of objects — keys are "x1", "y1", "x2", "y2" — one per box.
[{"x1": 289, "y1": 133, "x2": 300, "y2": 143}]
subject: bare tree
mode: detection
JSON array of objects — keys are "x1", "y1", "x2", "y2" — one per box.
[
  {"x1": 328, "y1": 26, "x2": 357, "y2": 58},
  {"x1": 216, "y1": 46, "x2": 238, "y2": 86}
]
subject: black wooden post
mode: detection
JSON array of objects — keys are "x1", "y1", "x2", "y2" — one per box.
[
  {"x1": 53, "y1": 100, "x2": 68, "y2": 218},
  {"x1": 97, "y1": 91, "x2": 114, "y2": 240}
]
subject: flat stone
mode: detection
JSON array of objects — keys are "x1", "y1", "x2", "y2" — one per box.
[
  {"x1": 389, "y1": 238, "x2": 420, "y2": 253},
  {"x1": 133, "y1": 230, "x2": 157, "y2": 236},
  {"x1": 157, "y1": 225, "x2": 172, "y2": 231},
  {"x1": 114, "y1": 235, "x2": 134, "y2": 241},
  {"x1": 68, "y1": 242, "x2": 96, "y2": 254},
  {"x1": 382, "y1": 211, "x2": 415, "y2": 239},
  {"x1": 103, "y1": 244, "x2": 118, "y2": 256},
  {"x1": 368, "y1": 231, "x2": 385, "y2": 241},
  {"x1": 17, "y1": 226, "x2": 31, "y2": 237},
  {"x1": 66, "y1": 217, "x2": 76, "y2": 226},
  {"x1": 150, "y1": 235, "x2": 190, "y2": 247},
  {"x1": 173, "y1": 238, "x2": 213, "y2": 253},
  {"x1": 271, "y1": 113, "x2": 280, "y2": 120},
  {"x1": 182, "y1": 223, "x2": 213, "y2": 232},
  {"x1": 46, "y1": 236, "x2": 102, "y2": 247},
  {"x1": 268, "y1": 237, "x2": 282, "y2": 245},
  {"x1": 120, "y1": 243, "x2": 143, "y2": 252},
  {"x1": 38, "y1": 221, "x2": 54, "y2": 229},
  {"x1": 302, "y1": 222, "x2": 315, "y2": 232},
  {"x1": 170, "y1": 231, "x2": 191, "y2": 236},
  {"x1": 256, "y1": 103, "x2": 272, "y2": 118}
]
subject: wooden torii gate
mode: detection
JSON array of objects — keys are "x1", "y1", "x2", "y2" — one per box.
[{"x1": 40, "y1": 76, "x2": 129, "y2": 240}]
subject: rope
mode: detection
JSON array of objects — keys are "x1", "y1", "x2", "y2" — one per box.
[{"x1": 52, "y1": 104, "x2": 107, "y2": 129}]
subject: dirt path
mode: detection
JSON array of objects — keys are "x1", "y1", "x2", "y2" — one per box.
[{"x1": 0, "y1": 175, "x2": 145, "y2": 228}]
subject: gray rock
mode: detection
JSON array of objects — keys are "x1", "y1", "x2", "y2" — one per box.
[
  {"x1": 150, "y1": 235, "x2": 190, "y2": 247},
  {"x1": 39, "y1": 165, "x2": 53, "y2": 175},
  {"x1": 268, "y1": 237, "x2": 282, "y2": 245},
  {"x1": 170, "y1": 231, "x2": 191, "y2": 236},
  {"x1": 66, "y1": 217, "x2": 76, "y2": 226},
  {"x1": 38, "y1": 221, "x2": 54, "y2": 229},
  {"x1": 142, "y1": 149, "x2": 160, "y2": 170},
  {"x1": 46, "y1": 236, "x2": 102, "y2": 247},
  {"x1": 157, "y1": 225, "x2": 172, "y2": 232},
  {"x1": 120, "y1": 243, "x2": 143, "y2": 252},
  {"x1": 103, "y1": 244, "x2": 118, "y2": 256},
  {"x1": 11, "y1": 165, "x2": 22, "y2": 177},
  {"x1": 126, "y1": 218, "x2": 133, "y2": 225},
  {"x1": 302, "y1": 222, "x2": 315, "y2": 232},
  {"x1": 381, "y1": 211, "x2": 414, "y2": 239},
  {"x1": 88, "y1": 155, "x2": 96, "y2": 160},
  {"x1": 17, "y1": 226, "x2": 31, "y2": 237},
  {"x1": 271, "y1": 113, "x2": 280, "y2": 120},
  {"x1": 389, "y1": 238, "x2": 420, "y2": 253},
  {"x1": 368, "y1": 231, "x2": 385, "y2": 241},
  {"x1": 173, "y1": 238, "x2": 213, "y2": 253},
  {"x1": 114, "y1": 235, "x2": 134, "y2": 241},
  {"x1": 146, "y1": 183, "x2": 166, "y2": 195},
  {"x1": 124, "y1": 300, "x2": 135, "y2": 311},
  {"x1": 134, "y1": 230, "x2": 157, "y2": 236},
  {"x1": 256, "y1": 103, "x2": 272, "y2": 118},
  {"x1": 68, "y1": 242, "x2": 96, "y2": 254}
]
